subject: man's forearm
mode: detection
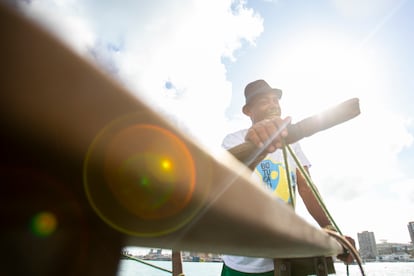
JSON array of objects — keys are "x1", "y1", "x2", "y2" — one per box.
[{"x1": 297, "y1": 168, "x2": 333, "y2": 229}]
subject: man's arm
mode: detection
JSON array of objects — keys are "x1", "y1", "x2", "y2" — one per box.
[
  {"x1": 296, "y1": 167, "x2": 331, "y2": 228},
  {"x1": 297, "y1": 167, "x2": 356, "y2": 264}
]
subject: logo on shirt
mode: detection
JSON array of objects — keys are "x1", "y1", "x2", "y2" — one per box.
[{"x1": 254, "y1": 159, "x2": 296, "y2": 203}]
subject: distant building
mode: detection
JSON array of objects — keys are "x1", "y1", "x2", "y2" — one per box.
[
  {"x1": 378, "y1": 252, "x2": 411, "y2": 262},
  {"x1": 376, "y1": 240, "x2": 413, "y2": 261},
  {"x1": 357, "y1": 231, "x2": 378, "y2": 260},
  {"x1": 408, "y1": 221, "x2": 414, "y2": 244},
  {"x1": 377, "y1": 241, "x2": 412, "y2": 255}
]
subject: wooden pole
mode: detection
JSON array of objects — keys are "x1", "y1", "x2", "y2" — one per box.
[
  {"x1": 1, "y1": 5, "x2": 345, "y2": 275},
  {"x1": 172, "y1": 251, "x2": 183, "y2": 276}
]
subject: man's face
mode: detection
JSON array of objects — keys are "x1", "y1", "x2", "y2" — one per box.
[{"x1": 244, "y1": 93, "x2": 281, "y2": 123}]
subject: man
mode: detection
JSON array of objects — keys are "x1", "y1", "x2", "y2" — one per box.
[{"x1": 221, "y1": 79, "x2": 348, "y2": 276}]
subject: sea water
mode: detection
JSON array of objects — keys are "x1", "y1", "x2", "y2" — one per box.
[{"x1": 117, "y1": 260, "x2": 414, "y2": 275}]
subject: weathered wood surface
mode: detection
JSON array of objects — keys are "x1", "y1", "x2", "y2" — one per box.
[{"x1": 0, "y1": 4, "x2": 342, "y2": 275}]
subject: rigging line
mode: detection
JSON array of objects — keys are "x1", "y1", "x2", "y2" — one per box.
[
  {"x1": 285, "y1": 144, "x2": 342, "y2": 235},
  {"x1": 281, "y1": 141, "x2": 295, "y2": 208},
  {"x1": 325, "y1": 229, "x2": 366, "y2": 276},
  {"x1": 121, "y1": 253, "x2": 173, "y2": 274},
  {"x1": 286, "y1": 145, "x2": 366, "y2": 275}
]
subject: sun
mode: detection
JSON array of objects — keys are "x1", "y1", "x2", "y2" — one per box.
[{"x1": 263, "y1": 31, "x2": 382, "y2": 119}]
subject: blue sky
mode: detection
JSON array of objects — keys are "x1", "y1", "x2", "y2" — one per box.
[{"x1": 16, "y1": 0, "x2": 414, "y2": 249}]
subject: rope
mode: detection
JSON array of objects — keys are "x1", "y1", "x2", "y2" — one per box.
[
  {"x1": 281, "y1": 141, "x2": 295, "y2": 208},
  {"x1": 282, "y1": 143, "x2": 366, "y2": 275},
  {"x1": 285, "y1": 144, "x2": 342, "y2": 235},
  {"x1": 325, "y1": 229, "x2": 366, "y2": 276},
  {"x1": 121, "y1": 253, "x2": 173, "y2": 274}
]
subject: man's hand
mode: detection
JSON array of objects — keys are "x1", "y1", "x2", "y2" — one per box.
[
  {"x1": 323, "y1": 227, "x2": 357, "y2": 265},
  {"x1": 336, "y1": 235, "x2": 356, "y2": 265},
  {"x1": 245, "y1": 117, "x2": 291, "y2": 153}
]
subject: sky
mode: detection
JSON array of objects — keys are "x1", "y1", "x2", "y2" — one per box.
[{"x1": 15, "y1": 0, "x2": 414, "y2": 252}]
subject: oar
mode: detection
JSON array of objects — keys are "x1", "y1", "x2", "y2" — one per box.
[{"x1": 228, "y1": 98, "x2": 360, "y2": 170}]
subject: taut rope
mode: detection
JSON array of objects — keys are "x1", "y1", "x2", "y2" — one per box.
[{"x1": 282, "y1": 143, "x2": 366, "y2": 276}]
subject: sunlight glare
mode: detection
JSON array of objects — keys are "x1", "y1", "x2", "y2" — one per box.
[{"x1": 264, "y1": 32, "x2": 384, "y2": 120}]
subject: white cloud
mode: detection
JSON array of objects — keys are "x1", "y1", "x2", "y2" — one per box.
[
  {"x1": 19, "y1": 0, "x2": 263, "y2": 149},
  {"x1": 18, "y1": 0, "x2": 96, "y2": 54},
  {"x1": 17, "y1": 0, "x2": 413, "y2": 245}
]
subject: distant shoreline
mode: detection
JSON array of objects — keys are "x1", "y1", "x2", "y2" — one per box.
[
  {"x1": 121, "y1": 253, "x2": 222, "y2": 263},
  {"x1": 123, "y1": 255, "x2": 414, "y2": 264}
]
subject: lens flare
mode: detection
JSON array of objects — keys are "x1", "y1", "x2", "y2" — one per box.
[
  {"x1": 2, "y1": 166, "x2": 89, "y2": 273},
  {"x1": 31, "y1": 211, "x2": 57, "y2": 237},
  {"x1": 104, "y1": 124, "x2": 195, "y2": 220},
  {"x1": 84, "y1": 118, "x2": 202, "y2": 237}
]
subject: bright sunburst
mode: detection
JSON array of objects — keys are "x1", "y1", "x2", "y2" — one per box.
[{"x1": 264, "y1": 31, "x2": 384, "y2": 120}]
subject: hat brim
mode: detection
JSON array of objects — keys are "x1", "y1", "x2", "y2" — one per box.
[{"x1": 243, "y1": 88, "x2": 282, "y2": 110}]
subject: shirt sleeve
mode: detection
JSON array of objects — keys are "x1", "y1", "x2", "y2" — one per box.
[
  {"x1": 221, "y1": 130, "x2": 247, "y2": 150},
  {"x1": 291, "y1": 142, "x2": 311, "y2": 168}
]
